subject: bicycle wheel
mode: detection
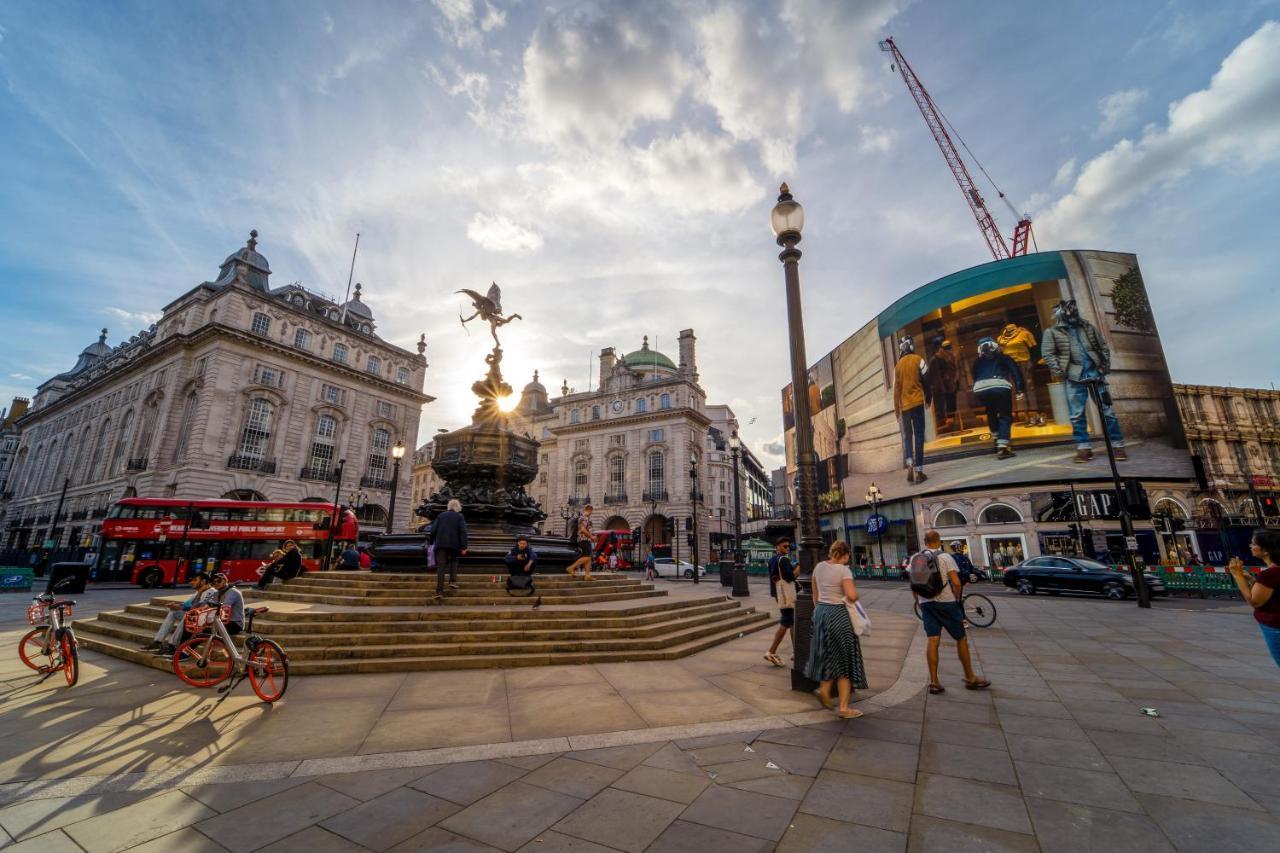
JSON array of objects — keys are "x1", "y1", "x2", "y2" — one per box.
[
  {"x1": 913, "y1": 601, "x2": 922, "y2": 620},
  {"x1": 963, "y1": 593, "x2": 997, "y2": 628},
  {"x1": 60, "y1": 632, "x2": 79, "y2": 687},
  {"x1": 247, "y1": 639, "x2": 289, "y2": 703},
  {"x1": 18, "y1": 628, "x2": 52, "y2": 672},
  {"x1": 173, "y1": 635, "x2": 234, "y2": 687}
]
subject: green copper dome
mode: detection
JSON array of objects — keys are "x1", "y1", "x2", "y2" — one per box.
[{"x1": 621, "y1": 336, "x2": 676, "y2": 370}]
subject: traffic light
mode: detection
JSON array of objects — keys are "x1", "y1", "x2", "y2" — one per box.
[
  {"x1": 1261, "y1": 494, "x2": 1279, "y2": 518},
  {"x1": 686, "y1": 533, "x2": 694, "y2": 549}
]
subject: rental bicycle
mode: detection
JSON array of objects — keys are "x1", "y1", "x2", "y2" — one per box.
[
  {"x1": 171, "y1": 586, "x2": 288, "y2": 703},
  {"x1": 18, "y1": 576, "x2": 80, "y2": 686},
  {"x1": 914, "y1": 592, "x2": 998, "y2": 628}
]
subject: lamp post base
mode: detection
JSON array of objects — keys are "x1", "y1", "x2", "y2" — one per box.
[{"x1": 731, "y1": 562, "x2": 750, "y2": 597}]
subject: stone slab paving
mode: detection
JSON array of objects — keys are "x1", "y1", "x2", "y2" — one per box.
[{"x1": 3, "y1": 586, "x2": 1280, "y2": 850}]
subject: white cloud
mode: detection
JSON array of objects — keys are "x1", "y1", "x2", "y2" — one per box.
[
  {"x1": 1095, "y1": 87, "x2": 1148, "y2": 136},
  {"x1": 9, "y1": 372, "x2": 33, "y2": 381},
  {"x1": 466, "y1": 213, "x2": 544, "y2": 252},
  {"x1": 858, "y1": 125, "x2": 895, "y2": 153},
  {"x1": 1052, "y1": 157, "x2": 1076, "y2": 188},
  {"x1": 103, "y1": 306, "x2": 161, "y2": 327},
  {"x1": 322, "y1": 13, "x2": 334, "y2": 35},
  {"x1": 1037, "y1": 22, "x2": 1280, "y2": 243},
  {"x1": 432, "y1": 0, "x2": 507, "y2": 49},
  {"x1": 779, "y1": 0, "x2": 902, "y2": 112}
]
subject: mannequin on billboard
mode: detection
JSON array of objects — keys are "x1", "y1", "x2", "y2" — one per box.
[
  {"x1": 996, "y1": 323, "x2": 1041, "y2": 425},
  {"x1": 1042, "y1": 299, "x2": 1126, "y2": 464},
  {"x1": 971, "y1": 337, "x2": 1024, "y2": 459},
  {"x1": 928, "y1": 339, "x2": 960, "y2": 431},
  {"x1": 893, "y1": 335, "x2": 931, "y2": 484}
]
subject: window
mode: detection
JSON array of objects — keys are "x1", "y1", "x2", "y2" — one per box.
[
  {"x1": 332, "y1": 343, "x2": 348, "y2": 364},
  {"x1": 648, "y1": 428, "x2": 665, "y2": 443},
  {"x1": 636, "y1": 398, "x2": 646, "y2": 413},
  {"x1": 109, "y1": 408, "x2": 135, "y2": 474},
  {"x1": 367, "y1": 427, "x2": 391, "y2": 481},
  {"x1": 366, "y1": 355, "x2": 381, "y2": 375},
  {"x1": 294, "y1": 328, "x2": 311, "y2": 350},
  {"x1": 934, "y1": 508, "x2": 967, "y2": 527},
  {"x1": 308, "y1": 414, "x2": 337, "y2": 473},
  {"x1": 321, "y1": 384, "x2": 344, "y2": 405},
  {"x1": 376, "y1": 401, "x2": 394, "y2": 418},
  {"x1": 251, "y1": 313, "x2": 271, "y2": 335},
  {"x1": 570, "y1": 409, "x2": 580, "y2": 424},
  {"x1": 173, "y1": 390, "x2": 198, "y2": 462},
  {"x1": 253, "y1": 364, "x2": 284, "y2": 387},
  {"x1": 978, "y1": 503, "x2": 1023, "y2": 525},
  {"x1": 591, "y1": 405, "x2": 601, "y2": 420},
  {"x1": 40, "y1": 439, "x2": 61, "y2": 493},
  {"x1": 660, "y1": 393, "x2": 671, "y2": 409},
  {"x1": 135, "y1": 402, "x2": 160, "y2": 463},
  {"x1": 238, "y1": 398, "x2": 274, "y2": 461},
  {"x1": 396, "y1": 367, "x2": 410, "y2": 384},
  {"x1": 88, "y1": 419, "x2": 113, "y2": 483},
  {"x1": 540, "y1": 453, "x2": 549, "y2": 464},
  {"x1": 610, "y1": 434, "x2": 625, "y2": 448},
  {"x1": 647, "y1": 450, "x2": 665, "y2": 492},
  {"x1": 575, "y1": 439, "x2": 589, "y2": 452},
  {"x1": 574, "y1": 459, "x2": 589, "y2": 500},
  {"x1": 609, "y1": 455, "x2": 625, "y2": 497}
]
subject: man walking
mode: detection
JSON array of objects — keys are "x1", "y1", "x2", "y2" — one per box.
[
  {"x1": 927, "y1": 339, "x2": 960, "y2": 431},
  {"x1": 764, "y1": 538, "x2": 796, "y2": 667},
  {"x1": 432, "y1": 499, "x2": 469, "y2": 597},
  {"x1": 1041, "y1": 298, "x2": 1126, "y2": 463},
  {"x1": 565, "y1": 504, "x2": 595, "y2": 581},
  {"x1": 910, "y1": 530, "x2": 990, "y2": 694}
]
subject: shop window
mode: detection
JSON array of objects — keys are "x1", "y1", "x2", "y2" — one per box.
[
  {"x1": 979, "y1": 503, "x2": 1022, "y2": 525},
  {"x1": 934, "y1": 508, "x2": 967, "y2": 527}
]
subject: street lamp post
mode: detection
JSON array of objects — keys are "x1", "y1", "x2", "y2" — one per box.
[
  {"x1": 866, "y1": 483, "x2": 885, "y2": 566},
  {"x1": 772, "y1": 183, "x2": 822, "y2": 692},
  {"x1": 690, "y1": 451, "x2": 701, "y2": 584},
  {"x1": 559, "y1": 505, "x2": 574, "y2": 539},
  {"x1": 730, "y1": 431, "x2": 749, "y2": 597},
  {"x1": 387, "y1": 441, "x2": 406, "y2": 534},
  {"x1": 1086, "y1": 381, "x2": 1152, "y2": 608},
  {"x1": 323, "y1": 458, "x2": 346, "y2": 572}
]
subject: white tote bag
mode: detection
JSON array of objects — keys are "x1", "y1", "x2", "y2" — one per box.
[
  {"x1": 846, "y1": 599, "x2": 871, "y2": 637},
  {"x1": 776, "y1": 578, "x2": 797, "y2": 609}
]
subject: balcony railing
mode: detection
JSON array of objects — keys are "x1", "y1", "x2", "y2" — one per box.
[
  {"x1": 227, "y1": 454, "x2": 276, "y2": 473},
  {"x1": 603, "y1": 493, "x2": 628, "y2": 505},
  {"x1": 126, "y1": 457, "x2": 148, "y2": 471},
  {"x1": 642, "y1": 489, "x2": 669, "y2": 502},
  {"x1": 70, "y1": 510, "x2": 88, "y2": 521},
  {"x1": 301, "y1": 467, "x2": 340, "y2": 483},
  {"x1": 567, "y1": 495, "x2": 591, "y2": 508},
  {"x1": 93, "y1": 505, "x2": 109, "y2": 517},
  {"x1": 361, "y1": 475, "x2": 392, "y2": 490}
]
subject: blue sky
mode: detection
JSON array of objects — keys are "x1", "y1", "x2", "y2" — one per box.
[{"x1": 2, "y1": 1, "x2": 1278, "y2": 467}]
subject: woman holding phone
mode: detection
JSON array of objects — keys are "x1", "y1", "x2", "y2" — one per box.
[{"x1": 1227, "y1": 529, "x2": 1280, "y2": 668}]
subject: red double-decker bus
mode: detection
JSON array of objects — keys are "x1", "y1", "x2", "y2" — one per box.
[{"x1": 98, "y1": 498, "x2": 337, "y2": 587}]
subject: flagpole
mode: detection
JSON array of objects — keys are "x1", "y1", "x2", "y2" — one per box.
[{"x1": 338, "y1": 232, "x2": 360, "y2": 324}]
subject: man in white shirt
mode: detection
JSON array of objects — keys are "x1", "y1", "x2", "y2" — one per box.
[{"x1": 914, "y1": 530, "x2": 990, "y2": 694}]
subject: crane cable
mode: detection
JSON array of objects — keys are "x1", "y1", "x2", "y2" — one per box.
[{"x1": 931, "y1": 98, "x2": 1024, "y2": 223}]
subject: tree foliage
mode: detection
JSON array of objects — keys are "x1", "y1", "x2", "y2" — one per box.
[{"x1": 1111, "y1": 267, "x2": 1155, "y2": 333}]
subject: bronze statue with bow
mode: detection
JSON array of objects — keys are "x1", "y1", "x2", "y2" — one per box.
[{"x1": 458, "y1": 282, "x2": 523, "y2": 347}]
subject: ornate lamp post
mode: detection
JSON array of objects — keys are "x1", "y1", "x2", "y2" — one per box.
[
  {"x1": 689, "y1": 451, "x2": 701, "y2": 584},
  {"x1": 387, "y1": 441, "x2": 406, "y2": 534},
  {"x1": 866, "y1": 482, "x2": 885, "y2": 566},
  {"x1": 730, "y1": 430, "x2": 749, "y2": 597},
  {"x1": 322, "y1": 458, "x2": 346, "y2": 571},
  {"x1": 772, "y1": 183, "x2": 822, "y2": 692}
]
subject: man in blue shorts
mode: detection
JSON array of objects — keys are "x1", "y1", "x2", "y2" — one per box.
[{"x1": 914, "y1": 530, "x2": 990, "y2": 694}]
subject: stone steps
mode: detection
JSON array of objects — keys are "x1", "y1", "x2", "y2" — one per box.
[{"x1": 250, "y1": 589, "x2": 666, "y2": 607}]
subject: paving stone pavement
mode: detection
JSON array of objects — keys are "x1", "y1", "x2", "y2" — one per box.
[{"x1": 2, "y1": 586, "x2": 1279, "y2": 851}]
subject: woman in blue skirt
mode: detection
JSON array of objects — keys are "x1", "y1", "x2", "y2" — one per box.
[{"x1": 806, "y1": 540, "x2": 867, "y2": 719}]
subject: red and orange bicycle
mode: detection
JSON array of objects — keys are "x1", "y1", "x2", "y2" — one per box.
[
  {"x1": 171, "y1": 586, "x2": 288, "y2": 703},
  {"x1": 18, "y1": 577, "x2": 80, "y2": 687}
]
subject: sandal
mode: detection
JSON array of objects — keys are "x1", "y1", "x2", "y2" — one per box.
[
  {"x1": 763, "y1": 653, "x2": 783, "y2": 667},
  {"x1": 964, "y1": 679, "x2": 991, "y2": 690},
  {"x1": 928, "y1": 684, "x2": 946, "y2": 695},
  {"x1": 813, "y1": 689, "x2": 835, "y2": 709},
  {"x1": 838, "y1": 709, "x2": 864, "y2": 720}
]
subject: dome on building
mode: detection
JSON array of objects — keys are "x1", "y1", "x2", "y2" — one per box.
[
  {"x1": 212, "y1": 230, "x2": 271, "y2": 291},
  {"x1": 342, "y1": 282, "x2": 373, "y2": 320},
  {"x1": 522, "y1": 369, "x2": 547, "y2": 395},
  {"x1": 620, "y1": 336, "x2": 676, "y2": 371}
]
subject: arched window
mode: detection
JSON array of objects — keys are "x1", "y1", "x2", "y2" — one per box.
[
  {"x1": 238, "y1": 398, "x2": 274, "y2": 461},
  {"x1": 636, "y1": 398, "x2": 646, "y2": 413},
  {"x1": 308, "y1": 414, "x2": 338, "y2": 475},
  {"x1": 71, "y1": 426, "x2": 92, "y2": 485},
  {"x1": 135, "y1": 401, "x2": 160, "y2": 462},
  {"x1": 647, "y1": 450, "x2": 665, "y2": 496},
  {"x1": 40, "y1": 439, "x2": 60, "y2": 493},
  {"x1": 574, "y1": 458, "x2": 589, "y2": 501},
  {"x1": 1152, "y1": 498, "x2": 1188, "y2": 520},
  {"x1": 88, "y1": 420, "x2": 113, "y2": 483},
  {"x1": 608, "y1": 455, "x2": 625, "y2": 499},
  {"x1": 660, "y1": 393, "x2": 671, "y2": 409},
  {"x1": 978, "y1": 503, "x2": 1023, "y2": 525},
  {"x1": 173, "y1": 390, "x2": 198, "y2": 462},
  {"x1": 934, "y1": 508, "x2": 967, "y2": 527},
  {"x1": 11, "y1": 446, "x2": 28, "y2": 495},
  {"x1": 223, "y1": 489, "x2": 267, "y2": 501},
  {"x1": 251, "y1": 313, "x2": 271, "y2": 335},
  {"x1": 109, "y1": 408, "x2": 135, "y2": 474},
  {"x1": 367, "y1": 427, "x2": 390, "y2": 482},
  {"x1": 356, "y1": 503, "x2": 387, "y2": 525}
]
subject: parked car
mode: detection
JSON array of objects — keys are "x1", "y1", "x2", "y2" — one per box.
[
  {"x1": 651, "y1": 557, "x2": 708, "y2": 579},
  {"x1": 1003, "y1": 556, "x2": 1166, "y2": 599}
]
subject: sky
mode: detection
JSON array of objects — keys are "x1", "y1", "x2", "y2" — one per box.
[{"x1": 2, "y1": 0, "x2": 1278, "y2": 470}]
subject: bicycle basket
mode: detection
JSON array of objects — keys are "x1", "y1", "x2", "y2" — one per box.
[
  {"x1": 183, "y1": 606, "x2": 218, "y2": 632},
  {"x1": 27, "y1": 602, "x2": 50, "y2": 625}
]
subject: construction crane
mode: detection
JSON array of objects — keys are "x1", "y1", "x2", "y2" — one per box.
[{"x1": 879, "y1": 36, "x2": 1033, "y2": 260}]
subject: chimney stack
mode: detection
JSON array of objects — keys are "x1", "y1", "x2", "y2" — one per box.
[{"x1": 678, "y1": 329, "x2": 697, "y2": 382}]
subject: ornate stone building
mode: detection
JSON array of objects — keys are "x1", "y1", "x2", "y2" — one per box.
[
  {"x1": 409, "y1": 439, "x2": 443, "y2": 530},
  {"x1": 1, "y1": 232, "x2": 431, "y2": 554},
  {"x1": 510, "y1": 332, "x2": 718, "y2": 561}
]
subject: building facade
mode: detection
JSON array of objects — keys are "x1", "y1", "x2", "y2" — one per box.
[
  {"x1": 0, "y1": 397, "x2": 29, "y2": 498},
  {"x1": 509, "y1": 333, "x2": 720, "y2": 563},
  {"x1": 1, "y1": 232, "x2": 431, "y2": 561},
  {"x1": 409, "y1": 439, "x2": 444, "y2": 530}
]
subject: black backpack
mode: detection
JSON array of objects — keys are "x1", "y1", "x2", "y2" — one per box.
[{"x1": 908, "y1": 549, "x2": 945, "y2": 598}]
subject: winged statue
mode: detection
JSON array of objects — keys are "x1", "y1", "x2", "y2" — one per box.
[{"x1": 458, "y1": 282, "x2": 523, "y2": 347}]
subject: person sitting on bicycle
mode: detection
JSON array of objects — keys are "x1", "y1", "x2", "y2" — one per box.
[
  {"x1": 210, "y1": 573, "x2": 245, "y2": 636},
  {"x1": 950, "y1": 541, "x2": 979, "y2": 586},
  {"x1": 141, "y1": 572, "x2": 214, "y2": 654}
]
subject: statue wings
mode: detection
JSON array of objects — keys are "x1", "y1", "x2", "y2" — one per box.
[{"x1": 456, "y1": 282, "x2": 503, "y2": 316}]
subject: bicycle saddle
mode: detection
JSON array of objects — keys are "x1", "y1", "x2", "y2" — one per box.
[{"x1": 52, "y1": 599, "x2": 77, "y2": 608}]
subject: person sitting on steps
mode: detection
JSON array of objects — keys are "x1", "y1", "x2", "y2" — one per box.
[
  {"x1": 257, "y1": 540, "x2": 303, "y2": 589},
  {"x1": 140, "y1": 572, "x2": 215, "y2": 655}
]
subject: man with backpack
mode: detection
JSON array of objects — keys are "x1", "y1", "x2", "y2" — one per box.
[
  {"x1": 763, "y1": 539, "x2": 797, "y2": 667},
  {"x1": 909, "y1": 530, "x2": 991, "y2": 694}
]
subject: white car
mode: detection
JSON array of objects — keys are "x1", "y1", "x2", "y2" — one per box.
[{"x1": 652, "y1": 557, "x2": 708, "y2": 579}]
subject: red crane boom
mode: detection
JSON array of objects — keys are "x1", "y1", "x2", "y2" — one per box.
[{"x1": 879, "y1": 36, "x2": 1032, "y2": 260}]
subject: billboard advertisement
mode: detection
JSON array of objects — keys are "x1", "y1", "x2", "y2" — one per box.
[
  {"x1": 833, "y1": 251, "x2": 1194, "y2": 503},
  {"x1": 782, "y1": 355, "x2": 843, "y2": 510}
]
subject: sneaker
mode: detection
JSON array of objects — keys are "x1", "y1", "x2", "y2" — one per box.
[
  {"x1": 156, "y1": 644, "x2": 176, "y2": 656},
  {"x1": 996, "y1": 446, "x2": 1015, "y2": 459},
  {"x1": 914, "y1": 470, "x2": 928, "y2": 483},
  {"x1": 1073, "y1": 449, "x2": 1093, "y2": 463},
  {"x1": 138, "y1": 641, "x2": 161, "y2": 652},
  {"x1": 447, "y1": 582, "x2": 459, "y2": 590},
  {"x1": 1113, "y1": 447, "x2": 1128, "y2": 461}
]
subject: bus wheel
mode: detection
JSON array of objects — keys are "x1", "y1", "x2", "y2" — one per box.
[{"x1": 140, "y1": 568, "x2": 163, "y2": 588}]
